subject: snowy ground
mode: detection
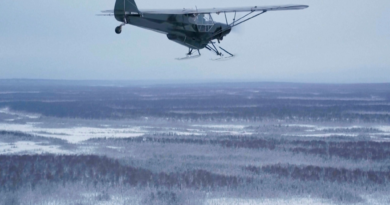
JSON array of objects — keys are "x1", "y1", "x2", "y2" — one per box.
[
  {"x1": 0, "y1": 141, "x2": 70, "y2": 155},
  {"x1": 1, "y1": 107, "x2": 390, "y2": 154},
  {"x1": 1, "y1": 81, "x2": 389, "y2": 205},
  {"x1": 205, "y1": 196, "x2": 390, "y2": 205}
]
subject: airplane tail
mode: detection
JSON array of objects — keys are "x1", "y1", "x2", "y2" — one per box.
[{"x1": 114, "y1": 0, "x2": 139, "y2": 19}]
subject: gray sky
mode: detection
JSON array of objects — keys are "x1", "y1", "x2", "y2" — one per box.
[{"x1": 1, "y1": 0, "x2": 389, "y2": 83}]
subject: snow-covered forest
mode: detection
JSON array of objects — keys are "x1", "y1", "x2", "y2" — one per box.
[{"x1": 0, "y1": 80, "x2": 389, "y2": 204}]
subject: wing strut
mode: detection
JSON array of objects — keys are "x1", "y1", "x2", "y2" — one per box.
[
  {"x1": 231, "y1": 10, "x2": 267, "y2": 28},
  {"x1": 209, "y1": 10, "x2": 267, "y2": 41},
  {"x1": 206, "y1": 10, "x2": 268, "y2": 59},
  {"x1": 224, "y1": 12, "x2": 229, "y2": 25}
]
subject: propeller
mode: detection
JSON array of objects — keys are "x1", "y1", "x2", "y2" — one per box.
[{"x1": 231, "y1": 24, "x2": 245, "y2": 35}]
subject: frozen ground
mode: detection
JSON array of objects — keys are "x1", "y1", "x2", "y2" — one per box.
[
  {"x1": 205, "y1": 195, "x2": 390, "y2": 205},
  {"x1": 0, "y1": 141, "x2": 70, "y2": 155},
  {"x1": 1, "y1": 114, "x2": 389, "y2": 154},
  {"x1": 0, "y1": 81, "x2": 389, "y2": 205},
  {"x1": 0, "y1": 122, "x2": 145, "y2": 143}
]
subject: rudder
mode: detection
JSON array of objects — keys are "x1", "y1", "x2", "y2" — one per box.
[{"x1": 114, "y1": 0, "x2": 139, "y2": 16}]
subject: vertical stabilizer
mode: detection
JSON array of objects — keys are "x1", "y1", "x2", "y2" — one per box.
[{"x1": 114, "y1": 0, "x2": 139, "y2": 21}]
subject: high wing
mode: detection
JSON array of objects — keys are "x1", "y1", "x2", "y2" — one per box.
[
  {"x1": 101, "y1": 5, "x2": 308, "y2": 15},
  {"x1": 141, "y1": 5, "x2": 308, "y2": 14}
]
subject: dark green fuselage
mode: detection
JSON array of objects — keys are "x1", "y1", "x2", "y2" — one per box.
[{"x1": 116, "y1": 14, "x2": 232, "y2": 50}]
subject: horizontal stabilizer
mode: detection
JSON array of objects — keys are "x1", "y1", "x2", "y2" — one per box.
[{"x1": 96, "y1": 14, "x2": 114, "y2": 16}]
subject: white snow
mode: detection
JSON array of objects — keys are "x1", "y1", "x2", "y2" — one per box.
[
  {"x1": 286, "y1": 124, "x2": 390, "y2": 140},
  {"x1": 370, "y1": 136, "x2": 390, "y2": 142},
  {"x1": 288, "y1": 124, "x2": 365, "y2": 131},
  {"x1": 189, "y1": 124, "x2": 253, "y2": 135},
  {"x1": 284, "y1": 133, "x2": 359, "y2": 138},
  {"x1": 0, "y1": 141, "x2": 70, "y2": 154},
  {"x1": 288, "y1": 124, "x2": 390, "y2": 132},
  {"x1": 0, "y1": 107, "x2": 41, "y2": 119},
  {"x1": 106, "y1": 146, "x2": 123, "y2": 150},
  {"x1": 211, "y1": 130, "x2": 253, "y2": 135},
  {"x1": 288, "y1": 124, "x2": 318, "y2": 128},
  {"x1": 376, "y1": 126, "x2": 390, "y2": 132},
  {"x1": 193, "y1": 124, "x2": 247, "y2": 129},
  {"x1": 0, "y1": 123, "x2": 145, "y2": 143},
  {"x1": 206, "y1": 197, "x2": 333, "y2": 205},
  {"x1": 278, "y1": 97, "x2": 384, "y2": 101},
  {"x1": 315, "y1": 126, "x2": 363, "y2": 131},
  {"x1": 167, "y1": 131, "x2": 204, "y2": 136},
  {"x1": 206, "y1": 196, "x2": 390, "y2": 205},
  {"x1": 4, "y1": 118, "x2": 21, "y2": 122}
]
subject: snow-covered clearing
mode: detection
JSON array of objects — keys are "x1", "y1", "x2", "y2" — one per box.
[
  {"x1": 0, "y1": 141, "x2": 70, "y2": 154},
  {"x1": 0, "y1": 123, "x2": 145, "y2": 143},
  {"x1": 193, "y1": 124, "x2": 247, "y2": 129},
  {"x1": 205, "y1": 197, "x2": 333, "y2": 205},
  {"x1": 0, "y1": 107, "x2": 41, "y2": 119}
]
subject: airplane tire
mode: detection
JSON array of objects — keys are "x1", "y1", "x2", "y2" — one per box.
[{"x1": 115, "y1": 26, "x2": 122, "y2": 34}]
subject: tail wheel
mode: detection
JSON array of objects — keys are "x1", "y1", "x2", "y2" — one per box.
[{"x1": 115, "y1": 26, "x2": 122, "y2": 34}]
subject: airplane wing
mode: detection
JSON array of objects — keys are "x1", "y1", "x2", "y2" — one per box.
[
  {"x1": 140, "y1": 5, "x2": 308, "y2": 15},
  {"x1": 101, "y1": 5, "x2": 308, "y2": 15}
]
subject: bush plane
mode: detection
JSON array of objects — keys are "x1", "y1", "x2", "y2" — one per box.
[{"x1": 99, "y1": 0, "x2": 308, "y2": 60}]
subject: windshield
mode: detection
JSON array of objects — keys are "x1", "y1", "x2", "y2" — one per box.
[
  {"x1": 189, "y1": 14, "x2": 214, "y2": 25},
  {"x1": 188, "y1": 13, "x2": 214, "y2": 32}
]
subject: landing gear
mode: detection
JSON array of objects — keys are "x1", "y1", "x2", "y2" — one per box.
[
  {"x1": 206, "y1": 41, "x2": 223, "y2": 56},
  {"x1": 115, "y1": 18, "x2": 127, "y2": 35},
  {"x1": 115, "y1": 26, "x2": 122, "y2": 34},
  {"x1": 176, "y1": 48, "x2": 201, "y2": 60},
  {"x1": 206, "y1": 41, "x2": 235, "y2": 61},
  {"x1": 187, "y1": 48, "x2": 197, "y2": 56}
]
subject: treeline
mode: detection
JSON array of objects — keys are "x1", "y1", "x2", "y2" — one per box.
[
  {"x1": 90, "y1": 136, "x2": 390, "y2": 161},
  {"x1": 290, "y1": 140, "x2": 390, "y2": 160},
  {"x1": 1, "y1": 93, "x2": 390, "y2": 122},
  {"x1": 89, "y1": 136, "x2": 279, "y2": 150},
  {"x1": 245, "y1": 164, "x2": 390, "y2": 185},
  {"x1": 0, "y1": 131, "x2": 67, "y2": 144},
  {"x1": 0, "y1": 155, "x2": 243, "y2": 192}
]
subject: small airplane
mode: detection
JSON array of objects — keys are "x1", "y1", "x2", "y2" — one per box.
[{"x1": 99, "y1": 0, "x2": 308, "y2": 60}]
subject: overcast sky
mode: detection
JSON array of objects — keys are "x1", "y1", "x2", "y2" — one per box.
[{"x1": 1, "y1": 0, "x2": 389, "y2": 83}]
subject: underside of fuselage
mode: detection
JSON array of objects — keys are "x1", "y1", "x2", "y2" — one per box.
[{"x1": 118, "y1": 14, "x2": 231, "y2": 50}]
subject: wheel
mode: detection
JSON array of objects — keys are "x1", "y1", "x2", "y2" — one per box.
[{"x1": 115, "y1": 26, "x2": 122, "y2": 34}]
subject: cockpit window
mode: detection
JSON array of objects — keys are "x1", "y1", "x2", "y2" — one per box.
[{"x1": 188, "y1": 14, "x2": 214, "y2": 32}]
